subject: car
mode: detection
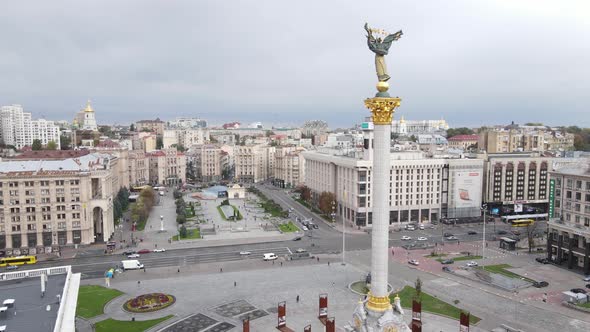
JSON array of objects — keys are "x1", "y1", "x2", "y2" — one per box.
[
  {"x1": 535, "y1": 257, "x2": 550, "y2": 264},
  {"x1": 419, "y1": 224, "x2": 425, "y2": 230},
  {"x1": 6, "y1": 265, "x2": 19, "y2": 270},
  {"x1": 497, "y1": 230, "x2": 508, "y2": 235},
  {"x1": 417, "y1": 237, "x2": 428, "y2": 241},
  {"x1": 152, "y1": 248, "x2": 166, "y2": 253},
  {"x1": 445, "y1": 236, "x2": 458, "y2": 241},
  {"x1": 127, "y1": 254, "x2": 140, "y2": 258},
  {"x1": 467, "y1": 231, "x2": 478, "y2": 235},
  {"x1": 159, "y1": 191, "x2": 165, "y2": 196},
  {"x1": 302, "y1": 226, "x2": 309, "y2": 231},
  {"x1": 443, "y1": 232, "x2": 453, "y2": 237},
  {"x1": 295, "y1": 248, "x2": 307, "y2": 253},
  {"x1": 406, "y1": 226, "x2": 415, "y2": 231},
  {"x1": 137, "y1": 249, "x2": 151, "y2": 254},
  {"x1": 465, "y1": 261, "x2": 479, "y2": 267},
  {"x1": 401, "y1": 236, "x2": 412, "y2": 241},
  {"x1": 239, "y1": 251, "x2": 251, "y2": 256},
  {"x1": 442, "y1": 266, "x2": 451, "y2": 272},
  {"x1": 263, "y1": 253, "x2": 278, "y2": 261},
  {"x1": 440, "y1": 259, "x2": 454, "y2": 264},
  {"x1": 293, "y1": 236, "x2": 302, "y2": 241},
  {"x1": 586, "y1": 284, "x2": 590, "y2": 289},
  {"x1": 583, "y1": 275, "x2": 590, "y2": 282},
  {"x1": 122, "y1": 250, "x2": 136, "y2": 256},
  {"x1": 570, "y1": 288, "x2": 587, "y2": 294},
  {"x1": 408, "y1": 259, "x2": 419, "y2": 266},
  {"x1": 533, "y1": 281, "x2": 549, "y2": 288},
  {"x1": 312, "y1": 224, "x2": 319, "y2": 229}
]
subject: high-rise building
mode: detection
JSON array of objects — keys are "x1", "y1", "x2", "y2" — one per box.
[{"x1": 0, "y1": 104, "x2": 61, "y2": 149}]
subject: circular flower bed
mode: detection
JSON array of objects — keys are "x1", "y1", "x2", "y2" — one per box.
[{"x1": 123, "y1": 293, "x2": 176, "y2": 313}]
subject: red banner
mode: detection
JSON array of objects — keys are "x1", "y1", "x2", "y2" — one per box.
[
  {"x1": 326, "y1": 317, "x2": 335, "y2": 332},
  {"x1": 277, "y1": 301, "x2": 286, "y2": 328},
  {"x1": 319, "y1": 294, "x2": 328, "y2": 318},
  {"x1": 243, "y1": 317, "x2": 249, "y2": 332},
  {"x1": 411, "y1": 300, "x2": 422, "y2": 332},
  {"x1": 460, "y1": 312, "x2": 470, "y2": 332}
]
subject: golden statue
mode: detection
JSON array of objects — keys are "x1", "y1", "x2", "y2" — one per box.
[{"x1": 364, "y1": 23, "x2": 403, "y2": 82}]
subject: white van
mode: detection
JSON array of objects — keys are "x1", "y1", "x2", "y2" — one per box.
[
  {"x1": 121, "y1": 259, "x2": 144, "y2": 270},
  {"x1": 263, "y1": 253, "x2": 278, "y2": 261}
]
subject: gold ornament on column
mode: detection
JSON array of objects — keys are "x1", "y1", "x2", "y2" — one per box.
[{"x1": 364, "y1": 95, "x2": 401, "y2": 125}]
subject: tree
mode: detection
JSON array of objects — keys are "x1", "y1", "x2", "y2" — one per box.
[
  {"x1": 524, "y1": 122, "x2": 544, "y2": 126},
  {"x1": 176, "y1": 214, "x2": 186, "y2": 224},
  {"x1": 156, "y1": 136, "x2": 163, "y2": 149},
  {"x1": 129, "y1": 123, "x2": 135, "y2": 132},
  {"x1": 295, "y1": 185, "x2": 311, "y2": 202},
  {"x1": 409, "y1": 135, "x2": 417, "y2": 142},
  {"x1": 32, "y1": 139, "x2": 42, "y2": 150},
  {"x1": 446, "y1": 127, "x2": 475, "y2": 138},
  {"x1": 318, "y1": 191, "x2": 337, "y2": 216},
  {"x1": 60, "y1": 135, "x2": 71, "y2": 150},
  {"x1": 46, "y1": 140, "x2": 57, "y2": 150},
  {"x1": 179, "y1": 225, "x2": 188, "y2": 238},
  {"x1": 415, "y1": 277, "x2": 423, "y2": 300},
  {"x1": 113, "y1": 199, "x2": 122, "y2": 223},
  {"x1": 525, "y1": 221, "x2": 540, "y2": 253}
]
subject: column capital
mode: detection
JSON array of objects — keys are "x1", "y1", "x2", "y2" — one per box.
[{"x1": 364, "y1": 97, "x2": 402, "y2": 125}]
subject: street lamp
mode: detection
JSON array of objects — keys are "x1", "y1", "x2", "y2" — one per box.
[{"x1": 482, "y1": 203, "x2": 488, "y2": 267}]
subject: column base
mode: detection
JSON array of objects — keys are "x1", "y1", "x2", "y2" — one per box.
[{"x1": 347, "y1": 299, "x2": 410, "y2": 332}]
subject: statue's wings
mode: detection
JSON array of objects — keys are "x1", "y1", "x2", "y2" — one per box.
[{"x1": 380, "y1": 30, "x2": 403, "y2": 52}]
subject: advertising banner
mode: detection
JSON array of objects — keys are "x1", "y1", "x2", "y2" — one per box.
[
  {"x1": 326, "y1": 317, "x2": 335, "y2": 332},
  {"x1": 460, "y1": 311, "x2": 470, "y2": 332},
  {"x1": 452, "y1": 170, "x2": 482, "y2": 209},
  {"x1": 243, "y1": 317, "x2": 249, "y2": 332},
  {"x1": 277, "y1": 301, "x2": 286, "y2": 328},
  {"x1": 319, "y1": 294, "x2": 328, "y2": 318}
]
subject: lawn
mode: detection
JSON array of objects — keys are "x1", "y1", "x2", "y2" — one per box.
[
  {"x1": 94, "y1": 315, "x2": 174, "y2": 332},
  {"x1": 437, "y1": 255, "x2": 482, "y2": 262},
  {"x1": 217, "y1": 205, "x2": 243, "y2": 221},
  {"x1": 172, "y1": 228, "x2": 201, "y2": 241},
  {"x1": 393, "y1": 286, "x2": 480, "y2": 324},
  {"x1": 577, "y1": 302, "x2": 590, "y2": 309},
  {"x1": 76, "y1": 285, "x2": 123, "y2": 319},
  {"x1": 278, "y1": 221, "x2": 299, "y2": 233},
  {"x1": 480, "y1": 264, "x2": 535, "y2": 282}
]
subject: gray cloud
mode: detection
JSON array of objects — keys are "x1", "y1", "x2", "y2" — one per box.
[{"x1": 0, "y1": 0, "x2": 588, "y2": 128}]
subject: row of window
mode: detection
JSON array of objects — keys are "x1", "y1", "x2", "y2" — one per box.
[
  {"x1": 0, "y1": 180, "x2": 80, "y2": 187},
  {"x1": 2, "y1": 220, "x2": 82, "y2": 232}
]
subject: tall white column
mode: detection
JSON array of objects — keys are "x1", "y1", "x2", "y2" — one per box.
[{"x1": 370, "y1": 124, "x2": 391, "y2": 298}]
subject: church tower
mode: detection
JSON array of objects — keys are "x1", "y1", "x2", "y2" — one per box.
[{"x1": 81, "y1": 100, "x2": 98, "y2": 131}]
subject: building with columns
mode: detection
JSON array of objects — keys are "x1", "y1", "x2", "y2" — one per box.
[
  {"x1": 547, "y1": 164, "x2": 590, "y2": 275},
  {"x1": 147, "y1": 149, "x2": 187, "y2": 185},
  {"x1": 0, "y1": 153, "x2": 119, "y2": 253}
]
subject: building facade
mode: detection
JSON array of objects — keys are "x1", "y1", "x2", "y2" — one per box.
[
  {"x1": 0, "y1": 153, "x2": 118, "y2": 252},
  {"x1": 234, "y1": 144, "x2": 275, "y2": 183},
  {"x1": 128, "y1": 150, "x2": 150, "y2": 186},
  {"x1": 391, "y1": 117, "x2": 449, "y2": 137},
  {"x1": 274, "y1": 146, "x2": 306, "y2": 188},
  {"x1": 547, "y1": 165, "x2": 590, "y2": 274},
  {"x1": 448, "y1": 134, "x2": 479, "y2": 150},
  {"x1": 148, "y1": 149, "x2": 187, "y2": 185},
  {"x1": 187, "y1": 144, "x2": 223, "y2": 182},
  {"x1": 136, "y1": 118, "x2": 165, "y2": 135}
]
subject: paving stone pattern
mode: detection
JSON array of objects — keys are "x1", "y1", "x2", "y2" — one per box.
[
  {"x1": 237, "y1": 309, "x2": 268, "y2": 321},
  {"x1": 211, "y1": 299, "x2": 257, "y2": 318},
  {"x1": 160, "y1": 313, "x2": 217, "y2": 332},
  {"x1": 206, "y1": 322, "x2": 236, "y2": 332}
]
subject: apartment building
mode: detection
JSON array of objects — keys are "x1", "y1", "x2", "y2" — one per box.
[
  {"x1": 128, "y1": 150, "x2": 150, "y2": 186},
  {"x1": 234, "y1": 144, "x2": 275, "y2": 183},
  {"x1": 274, "y1": 146, "x2": 305, "y2": 188},
  {"x1": 136, "y1": 118, "x2": 165, "y2": 135},
  {"x1": 187, "y1": 144, "x2": 223, "y2": 182},
  {"x1": 148, "y1": 149, "x2": 187, "y2": 185},
  {"x1": 162, "y1": 129, "x2": 209, "y2": 149},
  {"x1": 0, "y1": 153, "x2": 118, "y2": 253},
  {"x1": 0, "y1": 105, "x2": 61, "y2": 149},
  {"x1": 479, "y1": 128, "x2": 574, "y2": 153},
  {"x1": 448, "y1": 135, "x2": 479, "y2": 150},
  {"x1": 391, "y1": 117, "x2": 449, "y2": 136},
  {"x1": 547, "y1": 164, "x2": 590, "y2": 274}
]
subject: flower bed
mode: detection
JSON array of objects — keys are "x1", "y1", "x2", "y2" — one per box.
[{"x1": 123, "y1": 293, "x2": 176, "y2": 313}]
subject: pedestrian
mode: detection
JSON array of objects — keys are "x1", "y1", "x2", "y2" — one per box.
[
  {"x1": 143, "y1": 267, "x2": 146, "y2": 272},
  {"x1": 234, "y1": 281, "x2": 237, "y2": 287},
  {"x1": 296, "y1": 295, "x2": 300, "y2": 303},
  {"x1": 280, "y1": 262, "x2": 283, "y2": 267},
  {"x1": 272, "y1": 260, "x2": 275, "y2": 265},
  {"x1": 137, "y1": 280, "x2": 141, "y2": 287},
  {"x1": 220, "y1": 268, "x2": 223, "y2": 273},
  {"x1": 177, "y1": 268, "x2": 180, "y2": 273},
  {"x1": 317, "y1": 257, "x2": 320, "y2": 262},
  {"x1": 328, "y1": 261, "x2": 330, "y2": 266}
]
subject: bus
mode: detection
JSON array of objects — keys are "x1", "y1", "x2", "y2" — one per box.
[
  {"x1": 0, "y1": 255, "x2": 37, "y2": 267},
  {"x1": 510, "y1": 219, "x2": 535, "y2": 227}
]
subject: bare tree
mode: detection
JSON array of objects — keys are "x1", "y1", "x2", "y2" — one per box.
[{"x1": 525, "y1": 221, "x2": 540, "y2": 253}]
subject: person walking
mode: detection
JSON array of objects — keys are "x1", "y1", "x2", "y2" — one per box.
[
  {"x1": 220, "y1": 267, "x2": 223, "y2": 273},
  {"x1": 296, "y1": 295, "x2": 300, "y2": 303},
  {"x1": 234, "y1": 281, "x2": 237, "y2": 287}
]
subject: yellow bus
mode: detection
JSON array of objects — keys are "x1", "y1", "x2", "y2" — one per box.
[
  {"x1": 510, "y1": 219, "x2": 535, "y2": 227},
  {"x1": 0, "y1": 255, "x2": 37, "y2": 267}
]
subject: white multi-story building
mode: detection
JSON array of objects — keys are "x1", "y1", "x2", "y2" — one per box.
[
  {"x1": 392, "y1": 117, "x2": 449, "y2": 137},
  {"x1": 148, "y1": 149, "x2": 187, "y2": 185},
  {"x1": 234, "y1": 144, "x2": 275, "y2": 183},
  {"x1": 163, "y1": 129, "x2": 209, "y2": 149},
  {"x1": 128, "y1": 150, "x2": 150, "y2": 186},
  {"x1": 0, "y1": 104, "x2": 61, "y2": 149},
  {"x1": 274, "y1": 146, "x2": 306, "y2": 188},
  {"x1": 186, "y1": 144, "x2": 224, "y2": 182},
  {"x1": 168, "y1": 117, "x2": 207, "y2": 129}
]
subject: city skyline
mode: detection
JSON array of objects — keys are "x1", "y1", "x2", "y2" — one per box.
[{"x1": 0, "y1": 0, "x2": 589, "y2": 128}]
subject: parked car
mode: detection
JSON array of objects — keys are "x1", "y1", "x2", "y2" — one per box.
[
  {"x1": 293, "y1": 236, "x2": 302, "y2": 241},
  {"x1": 467, "y1": 231, "x2": 478, "y2": 235},
  {"x1": 6, "y1": 265, "x2": 19, "y2": 270},
  {"x1": 302, "y1": 226, "x2": 309, "y2": 231},
  {"x1": 445, "y1": 236, "x2": 458, "y2": 241},
  {"x1": 497, "y1": 230, "x2": 508, "y2": 235},
  {"x1": 123, "y1": 250, "x2": 136, "y2": 256},
  {"x1": 533, "y1": 281, "x2": 549, "y2": 288},
  {"x1": 406, "y1": 226, "x2": 415, "y2": 231},
  {"x1": 401, "y1": 236, "x2": 412, "y2": 241},
  {"x1": 570, "y1": 288, "x2": 587, "y2": 294},
  {"x1": 440, "y1": 259, "x2": 454, "y2": 265},
  {"x1": 152, "y1": 248, "x2": 166, "y2": 253},
  {"x1": 137, "y1": 249, "x2": 151, "y2": 254},
  {"x1": 583, "y1": 275, "x2": 590, "y2": 282},
  {"x1": 585, "y1": 284, "x2": 590, "y2": 289},
  {"x1": 535, "y1": 257, "x2": 550, "y2": 264},
  {"x1": 408, "y1": 259, "x2": 419, "y2": 266},
  {"x1": 465, "y1": 261, "x2": 479, "y2": 267},
  {"x1": 239, "y1": 251, "x2": 251, "y2": 256},
  {"x1": 127, "y1": 254, "x2": 140, "y2": 258},
  {"x1": 417, "y1": 237, "x2": 428, "y2": 241},
  {"x1": 443, "y1": 232, "x2": 453, "y2": 237},
  {"x1": 419, "y1": 224, "x2": 425, "y2": 230}
]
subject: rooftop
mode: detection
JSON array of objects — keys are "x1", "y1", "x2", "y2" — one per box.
[
  {"x1": 11, "y1": 150, "x2": 90, "y2": 160},
  {"x1": 551, "y1": 164, "x2": 590, "y2": 177},
  {"x1": 0, "y1": 274, "x2": 66, "y2": 332},
  {"x1": 0, "y1": 153, "x2": 109, "y2": 175},
  {"x1": 448, "y1": 134, "x2": 479, "y2": 141}
]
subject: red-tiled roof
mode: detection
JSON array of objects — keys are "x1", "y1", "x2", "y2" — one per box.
[
  {"x1": 448, "y1": 135, "x2": 479, "y2": 141},
  {"x1": 11, "y1": 149, "x2": 90, "y2": 160},
  {"x1": 148, "y1": 151, "x2": 166, "y2": 157}
]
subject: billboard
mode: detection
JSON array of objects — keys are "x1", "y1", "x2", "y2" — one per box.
[{"x1": 451, "y1": 170, "x2": 482, "y2": 209}]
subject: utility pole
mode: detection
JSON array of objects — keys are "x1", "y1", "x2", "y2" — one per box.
[{"x1": 482, "y1": 203, "x2": 487, "y2": 266}]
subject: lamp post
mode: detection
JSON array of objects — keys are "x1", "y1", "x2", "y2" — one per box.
[{"x1": 482, "y1": 203, "x2": 487, "y2": 265}]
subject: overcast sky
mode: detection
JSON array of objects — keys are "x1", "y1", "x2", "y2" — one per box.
[{"x1": 0, "y1": 0, "x2": 588, "y2": 128}]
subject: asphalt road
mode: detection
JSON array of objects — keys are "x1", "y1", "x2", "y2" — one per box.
[{"x1": 9, "y1": 183, "x2": 546, "y2": 279}]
